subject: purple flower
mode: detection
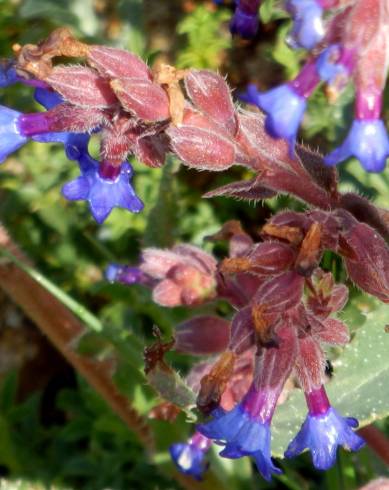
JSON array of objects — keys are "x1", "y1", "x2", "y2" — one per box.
[
  {"x1": 286, "y1": 0, "x2": 325, "y2": 50},
  {"x1": 198, "y1": 385, "x2": 282, "y2": 481},
  {"x1": 238, "y1": 83, "x2": 261, "y2": 105},
  {"x1": 324, "y1": 119, "x2": 389, "y2": 172},
  {"x1": 62, "y1": 155, "x2": 143, "y2": 223},
  {"x1": 285, "y1": 408, "x2": 365, "y2": 469},
  {"x1": 316, "y1": 45, "x2": 345, "y2": 83},
  {"x1": 256, "y1": 84, "x2": 306, "y2": 151},
  {"x1": 169, "y1": 432, "x2": 211, "y2": 480},
  {"x1": 0, "y1": 106, "x2": 28, "y2": 163},
  {"x1": 230, "y1": 1, "x2": 260, "y2": 39},
  {"x1": 285, "y1": 386, "x2": 365, "y2": 470},
  {"x1": 105, "y1": 264, "x2": 148, "y2": 285},
  {"x1": 0, "y1": 61, "x2": 18, "y2": 87},
  {"x1": 34, "y1": 87, "x2": 64, "y2": 109}
]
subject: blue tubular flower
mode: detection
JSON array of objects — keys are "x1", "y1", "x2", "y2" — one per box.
[
  {"x1": 0, "y1": 106, "x2": 28, "y2": 163},
  {"x1": 32, "y1": 88, "x2": 91, "y2": 161},
  {"x1": 324, "y1": 120, "x2": 389, "y2": 172},
  {"x1": 169, "y1": 432, "x2": 211, "y2": 480},
  {"x1": 62, "y1": 154, "x2": 144, "y2": 223},
  {"x1": 285, "y1": 386, "x2": 365, "y2": 470},
  {"x1": 287, "y1": 0, "x2": 325, "y2": 50},
  {"x1": 256, "y1": 84, "x2": 306, "y2": 150},
  {"x1": 198, "y1": 386, "x2": 282, "y2": 481},
  {"x1": 285, "y1": 408, "x2": 365, "y2": 469}
]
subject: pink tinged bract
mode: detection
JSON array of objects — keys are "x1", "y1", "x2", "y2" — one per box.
[
  {"x1": 110, "y1": 78, "x2": 170, "y2": 122},
  {"x1": 175, "y1": 316, "x2": 230, "y2": 355},
  {"x1": 295, "y1": 336, "x2": 326, "y2": 393},
  {"x1": 253, "y1": 271, "x2": 305, "y2": 313},
  {"x1": 343, "y1": 222, "x2": 389, "y2": 303},
  {"x1": 248, "y1": 242, "x2": 296, "y2": 275},
  {"x1": 46, "y1": 66, "x2": 117, "y2": 108},
  {"x1": 87, "y1": 46, "x2": 152, "y2": 80},
  {"x1": 184, "y1": 70, "x2": 236, "y2": 134},
  {"x1": 167, "y1": 125, "x2": 236, "y2": 171}
]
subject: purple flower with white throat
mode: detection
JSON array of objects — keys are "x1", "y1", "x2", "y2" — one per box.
[
  {"x1": 286, "y1": 0, "x2": 325, "y2": 50},
  {"x1": 62, "y1": 154, "x2": 143, "y2": 224},
  {"x1": 324, "y1": 89, "x2": 389, "y2": 172},
  {"x1": 285, "y1": 386, "x2": 365, "y2": 470},
  {"x1": 169, "y1": 431, "x2": 211, "y2": 480},
  {"x1": 230, "y1": 0, "x2": 260, "y2": 39}
]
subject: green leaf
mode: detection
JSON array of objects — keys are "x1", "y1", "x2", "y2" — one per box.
[
  {"x1": 146, "y1": 365, "x2": 197, "y2": 421},
  {"x1": 271, "y1": 302, "x2": 389, "y2": 457}
]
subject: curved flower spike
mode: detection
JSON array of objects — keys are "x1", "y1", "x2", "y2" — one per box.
[
  {"x1": 285, "y1": 387, "x2": 365, "y2": 470},
  {"x1": 62, "y1": 156, "x2": 143, "y2": 223},
  {"x1": 324, "y1": 120, "x2": 389, "y2": 172},
  {"x1": 169, "y1": 432, "x2": 211, "y2": 480},
  {"x1": 0, "y1": 106, "x2": 28, "y2": 163},
  {"x1": 286, "y1": 0, "x2": 325, "y2": 50}
]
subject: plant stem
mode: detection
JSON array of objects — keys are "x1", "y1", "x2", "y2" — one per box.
[{"x1": 358, "y1": 425, "x2": 389, "y2": 467}]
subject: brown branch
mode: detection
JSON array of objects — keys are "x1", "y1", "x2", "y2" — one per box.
[
  {"x1": 358, "y1": 425, "x2": 389, "y2": 467},
  {"x1": 0, "y1": 224, "x2": 154, "y2": 454}
]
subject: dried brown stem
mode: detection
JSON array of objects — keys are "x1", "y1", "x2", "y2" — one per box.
[{"x1": 0, "y1": 224, "x2": 154, "y2": 454}]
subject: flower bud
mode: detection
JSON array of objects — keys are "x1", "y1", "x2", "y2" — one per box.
[
  {"x1": 110, "y1": 78, "x2": 170, "y2": 122},
  {"x1": 46, "y1": 66, "x2": 117, "y2": 108},
  {"x1": 175, "y1": 316, "x2": 230, "y2": 355},
  {"x1": 87, "y1": 45, "x2": 151, "y2": 80},
  {"x1": 184, "y1": 70, "x2": 236, "y2": 134}
]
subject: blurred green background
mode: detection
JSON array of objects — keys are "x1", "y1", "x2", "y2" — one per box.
[{"x1": 0, "y1": 0, "x2": 388, "y2": 489}]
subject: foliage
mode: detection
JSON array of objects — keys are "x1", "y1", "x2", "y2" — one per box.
[{"x1": 0, "y1": 1, "x2": 388, "y2": 490}]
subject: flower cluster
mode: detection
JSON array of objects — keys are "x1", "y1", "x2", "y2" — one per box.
[
  {"x1": 222, "y1": 0, "x2": 389, "y2": 173},
  {"x1": 109, "y1": 199, "x2": 389, "y2": 479},
  {"x1": 1, "y1": 25, "x2": 389, "y2": 484}
]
